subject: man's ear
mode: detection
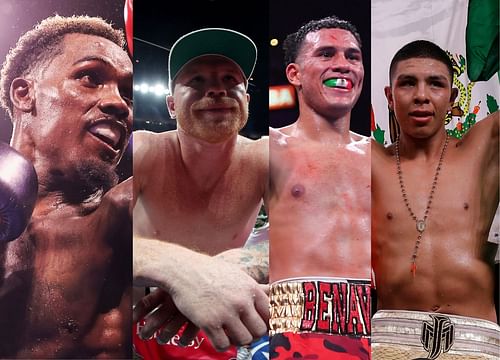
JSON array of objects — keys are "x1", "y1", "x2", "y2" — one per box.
[
  {"x1": 166, "y1": 95, "x2": 176, "y2": 119},
  {"x1": 10, "y1": 78, "x2": 34, "y2": 113},
  {"x1": 384, "y1": 86, "x2": 394, "y2": 111},
  {"x1": 285, "y1": 63, "x2": 301, "y2": 87}
]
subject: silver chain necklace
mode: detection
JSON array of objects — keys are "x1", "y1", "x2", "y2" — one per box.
[{"x1": 395, "y1": 133, "x2": 449, "y2": 277}]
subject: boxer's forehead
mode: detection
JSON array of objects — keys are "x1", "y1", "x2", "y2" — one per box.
[
  {"x1": 300, "y1": 28, "x2": 361, "y2": 57},
  {"x1": 174, "y1": 55, "x2": 246, "y2": 85},
  {"x1": 47, "y1": 33, "x2": 132, "y2": 75}
]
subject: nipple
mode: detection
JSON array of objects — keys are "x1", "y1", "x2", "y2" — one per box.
[{"x1": 291, "y1": 184, "x2": 305, "y2": 198}]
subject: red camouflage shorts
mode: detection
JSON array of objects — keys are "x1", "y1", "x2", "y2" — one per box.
[{"x1": 270, "y1": 332, "x2": 371, "y2": 359}]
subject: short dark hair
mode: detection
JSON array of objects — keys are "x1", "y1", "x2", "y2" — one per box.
[
  {"x1": 283, "y1": 15, "x2": 362, "y2": 66},
  {"x1": 0, "y1": 15, "x2": 125, "y2": 120},
  {"x1": 389, "y1": 40, "x2": 454, "y2": 85}
]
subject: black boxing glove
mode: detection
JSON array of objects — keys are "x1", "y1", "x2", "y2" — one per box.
[{"x1": 0, "y1": 142, "x2": 38, "y2": 242}]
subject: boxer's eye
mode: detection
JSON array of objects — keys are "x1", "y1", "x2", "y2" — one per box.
[
  {"x1": 430, "y1": 80, "x2": 445, "y2": 88},
  {"x1": 398, "y1": 79, "x2": 415, "y2": 87},
  {"x1": 223, "y1": 74, "x2": 236, "y2": 81},
  {"x1": 346, "y1": 50, "x2": 362, "y2": 62},
  {"x1": 77, "y1": 71, "x2": 101, "y2": 87},
  {"x1": 188, "y1": 75, "x2": 205, "y2": 85},
  {"x1": 319, "y1": 49, "x2": 334, "y2": 58},
  {"x1": 222, "y1": 74, "x2": 240, "y2": 86}
]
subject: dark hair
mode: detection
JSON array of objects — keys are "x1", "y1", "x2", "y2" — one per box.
[
  {"x1": 283, "y1": 15, "x2": 362, "y2": 66},
  {"x1": 389, "y1": 40, "x2": 454, "y2": 85},
  {"x1": 0, "y1": 15, "x2": 125, "y2": 120}
]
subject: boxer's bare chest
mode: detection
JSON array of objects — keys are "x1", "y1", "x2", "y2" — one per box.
[
  {"x1": 271, "y1": 141, "x2": 371, "y2": 212},
  {"x1": 136, "y1": 154, "x2": 264, "y2": 252},
  {"x1": 269, "y1": 137, "x2": 371, "y2": 280},
  {"x1": 374, "y1": 144, "x2": 492, "y2": 247},
  {"x1": 2, "y1": 201, "x2": 130, "y2": 356}
]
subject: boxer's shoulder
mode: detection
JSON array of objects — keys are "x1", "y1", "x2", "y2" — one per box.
[
  {"x1": 467, "y1": 110, "x2": 499, "y2": 138},
  {"x1": 269, "y1": 126, "x2": 295, "y2": 153},
  {"x1": 371, "y1": 138, "x2": 395, "y2": 164},
  {"x1": 347, "y1": 131, "x2": 370, "y2": 155},
  {"x1": 134, "y1": 129, "x2": 177, "y2": 152},
  {"x1": 133, "y1": 130, "x2": 153, "y2": 164},
  {"x1": 236, "y1": 135, "x2": 268, "y2": 163},
  {"x1": 100, "y1": 178, "x2": 132, "y2": 219},
  {"x1": 134, "y1": 130, "x2": 177, "y2": 173},
  {"x1": 240, "y1": 134, "x2": 268, "y2": 155},
  {"x1": 269, "y1": 126, "x2": 284, "y2": 138},
  {"x1": 350, "y1": 130, "x2": 369, "y2": 143}
]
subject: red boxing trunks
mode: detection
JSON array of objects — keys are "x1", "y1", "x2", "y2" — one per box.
[
  {"x1": 372, "y1": 310, "x2": 500, "y2": 359},
  {"x1": 269, "y1": 277, "x2": 371, "y2": 359},
  {"x1": 133, "y1": 321, "x2": 237, "y2": 360}
]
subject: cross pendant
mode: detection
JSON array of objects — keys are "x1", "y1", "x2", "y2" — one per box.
[{"x1": 416, "y1": 220, "x2": 426, "y2": 233}]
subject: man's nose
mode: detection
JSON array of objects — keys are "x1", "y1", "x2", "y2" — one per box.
[
  {"x1": 98, "y1": 84, "x2": 131, "y2": 118},
  {"x1": 97, "y1": 84, "x2": 132, "y2": 135},
  {"x1": 414, "y1": 82, "x2": 430, "y2": 104},
  {"x1": 205, "y1": 78, "x2": 227, "y2": 97},
  {"x1": 330, "y1": 53, "x2": 352, "y2": 73}
]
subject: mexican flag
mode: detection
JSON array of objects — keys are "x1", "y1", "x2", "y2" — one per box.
[
  {"x1": 466, "y1": 0, "x2": 499, "y2": 82},
  {"x1": 371, "y1": 0, "x2": 499, "y2": 145}
]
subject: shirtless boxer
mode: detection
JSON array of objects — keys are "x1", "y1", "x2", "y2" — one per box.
[
  {"x1": 371, "y1": 40, "x2": 499, "y2": 359},
  {"x1": 268, "y1": 16, "x2": 371, "y2": 359},
  {"x1": 0, "y1": 15, "x2": 133, "y2": 358},
  {"x1": 132, "y1": 28, "x2": 269, "y2": 354}
]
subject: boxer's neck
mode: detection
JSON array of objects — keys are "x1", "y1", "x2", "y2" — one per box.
[
  {"x1": 397, "y1": 129, "x2": 449, "y2": 161},
  {"x1": 177, "y1": 130, "x2": 237, "y2": 189},
  {"x1": 294, "y1": 107, "x2": 353, "y2": 144}
]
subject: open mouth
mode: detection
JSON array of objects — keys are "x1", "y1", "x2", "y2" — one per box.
[
  {"x1": 88, "y1": 121, "x2": 125, "y2": 151},
  {"x1": 323, "y1": 78, "x2": 353, "y2": 90}
]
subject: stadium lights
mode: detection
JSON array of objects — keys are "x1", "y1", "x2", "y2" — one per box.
[{"x1": 134, "y1": 82, "x2": 169, "y2": 96}]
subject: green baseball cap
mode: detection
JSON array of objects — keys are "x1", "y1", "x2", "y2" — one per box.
[{"x1": 168, "y1": 28, "x2": 257, "y2": 92}]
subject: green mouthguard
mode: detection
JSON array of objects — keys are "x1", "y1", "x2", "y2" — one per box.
[{"x1": 323, "y1": 78, "x2": 348, "y2": 88}]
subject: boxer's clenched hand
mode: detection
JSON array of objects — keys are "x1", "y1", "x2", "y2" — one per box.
[
  {"x1": 134, "y1": 247, "x2": 269, "y2": 352},
  {"x1": 170, "y1": 256, "x2": 268, "y2": 351},
  {"x1": 133, "y1": 288, "x2": 197, "y2": 346}
]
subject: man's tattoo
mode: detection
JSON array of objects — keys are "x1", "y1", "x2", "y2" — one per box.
[
  {"x1": 218, "y1": 240, "x2": 269, "y2": 284},
  {"x1": 242, "y1": 240, "x2": 269, "y2": 284}
]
